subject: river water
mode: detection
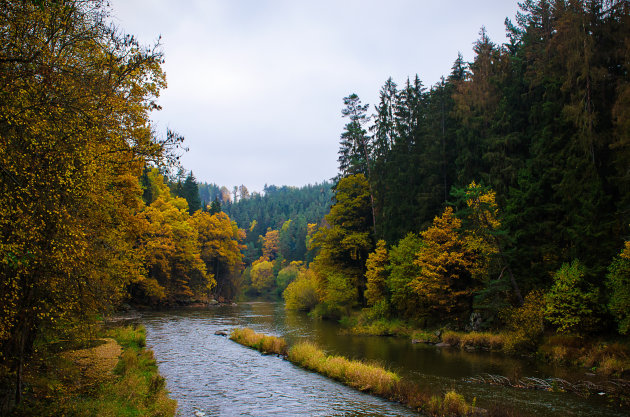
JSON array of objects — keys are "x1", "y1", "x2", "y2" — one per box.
[{"x1": 139, "y1": 302, "x2": 625, "y2": 416}]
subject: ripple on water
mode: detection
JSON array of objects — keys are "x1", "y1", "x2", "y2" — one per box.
[
  {"x1": 141, "y1": 304, "x2": 627, "y2": 417},
  {"x1": 142, "y1": 310, "x2": 417, "y2": 417}
]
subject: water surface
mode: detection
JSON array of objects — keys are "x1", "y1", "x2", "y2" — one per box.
[{"x1": 140, "y1": 302, "x2": 625, "y2": 416}]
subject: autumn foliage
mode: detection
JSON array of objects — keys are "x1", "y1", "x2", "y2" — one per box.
[{"x1": 0, "y1": 1, "x2": 243, "y2": 408}]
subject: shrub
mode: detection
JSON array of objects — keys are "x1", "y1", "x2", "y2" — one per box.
[
  {"x1": 498, "y1": 290, "x2": 546, "y2": 354},
  {"x1": 442, "y1": 390, "x2": 470, "y2": 415},
  {"x1": 276, "y1": 263, "x2": 300, "y2": 293},
  {"x1": 441, "y1": 330, "x2": 461, "y2": 346},
  {"x1": 283, "y1": 269, "x2": 320, "y2": 311},
  {"x1": 545, "y1": 260, "x2": 599, "y2": 334},
  {"x1": 426, "y1": 391, "x2": 470, "y2": 416},
  {"x1": 502, "y1": 291, "x2": 545, "y2": 339},
  {"x1": 460, "y1": 332, "x2": 504, "y2": 350},
  {"x1": 607, "y1": 240, "x2": 630, "y2": 335}
]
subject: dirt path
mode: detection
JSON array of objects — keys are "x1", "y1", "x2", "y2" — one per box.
[{"x1": 62, "y1": 338, "x2": 122, "y2": 383}]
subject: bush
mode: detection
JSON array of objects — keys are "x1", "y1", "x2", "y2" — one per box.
[
  {"x1": 426, "y1": 390, "x2": 470, "y2": 417},
  {"x1": 441, "y1": 330, "x2": 461, "y2": 346},
  {"x1": 544, "y1": 260, "x2": 599, "y2": 334},
  {"x1": 283, "y1": 269, "x2": 320, "y2": 311},
  {"x1": 460, "y1": 332, "x2": 504, "y2": 351},
  {"x1": 276, "y1": 263, "x2": 300, "y2": 294},
  {"x1": 607, "y1": 240, "x2": 630, "y2": 335},
  {"x1": 499, "y1": 290, "x2": 545, "y2": 353}
]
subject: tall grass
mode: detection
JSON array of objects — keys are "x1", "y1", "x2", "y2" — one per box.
[
  {"x1": 288, "y1": 341, "x2": 399, "y2": 396},
  {"x1": 229, "y1": 327, "x2": 287, "y2": 355},
  {"x1": 229, "y1": 328, "x2": 476, "y2": 416}
]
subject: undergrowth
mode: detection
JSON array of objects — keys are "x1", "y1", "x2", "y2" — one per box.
[{"x1": 10, "y1": 325, "x2": 176, "y2": 417}]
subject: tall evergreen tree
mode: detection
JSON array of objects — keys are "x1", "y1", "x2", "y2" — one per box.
[{"x1": 182, "y1": 172, "x2": 201, "y2": 214}]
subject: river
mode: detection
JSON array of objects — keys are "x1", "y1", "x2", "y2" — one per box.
[{"x1": 139, "y1": 302, "x2": 625, "y2": 416}]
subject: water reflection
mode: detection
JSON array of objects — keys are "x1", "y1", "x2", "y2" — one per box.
[{"x1": 140, "y1": 302, "x2": 624, "y2": 417}]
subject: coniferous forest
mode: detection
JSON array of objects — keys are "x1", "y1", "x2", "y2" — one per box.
[
  {"x1": 279, "y1": 0, "x2": 630, "y2": 339},
  {"x1": 1, "y1": 0, "x2": 630, "y2": 415}
]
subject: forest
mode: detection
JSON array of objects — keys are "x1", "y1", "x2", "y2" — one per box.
[
  {"x1": 1, "y1": 0, "x2": 630, "y2": 413},
  {"x1": 280, "y1": 0, "x2": 630, "y2": 350}
]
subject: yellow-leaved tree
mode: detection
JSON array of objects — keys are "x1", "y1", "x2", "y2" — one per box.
[
  {"x1": 364, "y1": 240, "x2": 389, "y2": 307},
  {"x1": 190, "y1": 211, "x2": 244, "y2": 302},
  {"x1": 136, "y1": 169, "x2": 208, "y2": 304},
  {"x1": 261, "y1": 229, "x2": 280, "y2": 261},
  {"x1": 411, "y1": 207, "x2": 485, "y2": 322},
  {"x1": 0, "y1": 1, "x2": 182, "y2": 406},
  {"x1": 251, "y1": 259, "x2": 275, "y2": 293}
]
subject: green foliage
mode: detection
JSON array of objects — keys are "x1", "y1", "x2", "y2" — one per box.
[
  {"x1": 309, "y1": 174, "x2": 374, "y2": 316},
  {"x1": 223, "y1": 182, "x2": 333, "y2": 265},
  {"x1": 387, "y1": 233, "x2": 424, "y2": 320},
  {"x1": 283, "y1": 269, "x2": 320, "y2": 311},
  {"x1": 250, "y1": 259, "x2": 275, "y2": 294},
  {"x1": 607, "y1": 241, "x2": 630, "y2": 334},
  {"x1": 545, "y1": 260, "x2": 600, "y2": 334},
  {"x1": 110, "y1": 326, "x2": 147, "y2": 350},
  {"x1": 276, "y1": 262, "x2": 301, "y2": 294},
  {"x1": 337, "y1": 94, "x2": 371, "y2": 179},
  {"x1": 364, "y1": 240, "x2": 389, "y2": 306},
  {"x1": 343, "y1": 0, "x2": 630, "y2": 335}
]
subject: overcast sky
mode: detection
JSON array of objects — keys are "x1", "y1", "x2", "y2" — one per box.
[{"x1": 110, "y1": 0, "x2": 522, "y2": 193}]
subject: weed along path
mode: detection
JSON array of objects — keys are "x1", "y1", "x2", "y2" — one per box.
[{"x1": 139, "y1": 302, "x2": 626, "y2": 417}]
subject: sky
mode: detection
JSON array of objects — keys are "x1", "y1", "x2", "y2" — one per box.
[{"x1": 110, "y1": 0, "x2": 522, "y2": 193}]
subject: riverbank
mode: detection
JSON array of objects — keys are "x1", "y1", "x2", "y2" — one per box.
[
  {"x1": 346, "y1": 317, "x2": 630, "y2": 377},
  {"x1": 230, "y1": 327, "x2": 489, "y2": 417},
  {"x1": 8, "y1": 325, "x2": 176, "y2": 417}
]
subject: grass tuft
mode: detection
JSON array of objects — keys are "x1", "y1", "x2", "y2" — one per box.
[
  {"x1": 229, "y1": 327, "x2": 288, "y2": 355},
  {"x1": 229, "y1": 328, "x2": 475, "y2": 416}
]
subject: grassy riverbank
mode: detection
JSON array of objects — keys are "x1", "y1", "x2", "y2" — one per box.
[
  {"x1": 9, "y1": 325, "x2": 176, "y2": 417},
  {"x1": 345, "y1": 315, "x2": 630, "y2": 378},
  {"x1": 229, "y1": 327, "x2": 483, "y2": 416}
]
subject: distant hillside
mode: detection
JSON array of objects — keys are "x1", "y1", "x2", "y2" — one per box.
[
  {"x1": 198, "y1": 182, "x2": 334, "y2": 264},
  {"x1": 225, "y1": 183, "x2": 333, "y2": 230}
]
